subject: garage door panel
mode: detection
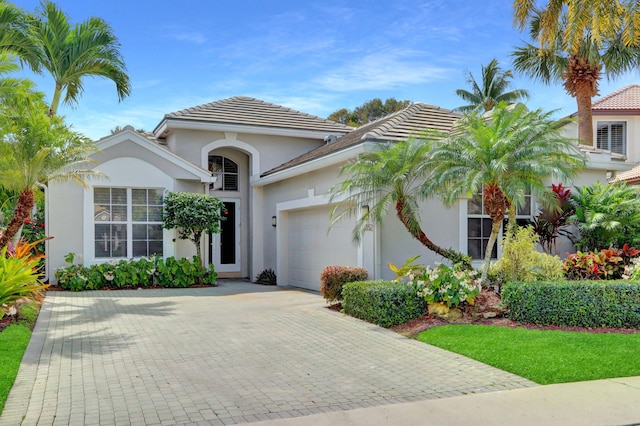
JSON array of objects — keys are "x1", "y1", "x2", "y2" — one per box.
[{"x1": 287, "y1": 206, "x2": 358, "y2": 291}]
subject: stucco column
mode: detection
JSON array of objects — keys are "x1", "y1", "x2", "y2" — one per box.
[{"x1": 251, "y1": 186, "x2": 265, "y2": 279}]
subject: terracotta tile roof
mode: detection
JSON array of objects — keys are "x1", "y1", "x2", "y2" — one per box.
[
  {"x1": 262, "y1": 103, "x2": 461, "y2": 177},
  {"x1": 163, "y1": 96, "x2": 353, "y2": 133},
  {"x1": 592, "y1": 84, "x2": 640, "y2": 110},
  {"x1": 611, "y1": 163, "x2": 640, "y2": 184}
]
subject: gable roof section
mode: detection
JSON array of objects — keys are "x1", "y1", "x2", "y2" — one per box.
[
  {"x1": 582, "y1": 84, "x2": 640, "y2": 115},
  {"x1": 261, "y1": 103, "x2": 461, "y2": 177},
  {"x1": 95, "y1": 126, "x2": 214, "y2": 183},
  {"x1": 155, "y1": 96, "x2": 352, "y2": 136}
]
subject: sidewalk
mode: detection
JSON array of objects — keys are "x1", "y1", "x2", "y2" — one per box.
[{"x1": 252, "y1": 376, "x2": 640, "y2": 426}]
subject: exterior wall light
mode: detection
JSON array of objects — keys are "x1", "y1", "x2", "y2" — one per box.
[
  {"x1": 271, "y1": 215, "x2": 277, "y2": 227},
  {"x1": 361, "y1": 204, "x2": 369, "y2": 218}
]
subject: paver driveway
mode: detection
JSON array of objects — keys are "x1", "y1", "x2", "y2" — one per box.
[{"x1": 1, "y1": 282, "x2": 536, "y2": 425}]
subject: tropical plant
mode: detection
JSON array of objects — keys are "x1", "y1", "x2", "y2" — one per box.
[
  {"x1": 161, "y1": 192, "x2": 226, "y2": 266},
  {"x1": 387, "y1": 255, "x2": 425, "y2": 282},
  {"x1": 531, "y1": 183, "x2": 574, "y2": 255},
  {"x1": 513, "y1": 0, "x2": 640, "y2": 53},
  {"x1": 329, "y1": 139, "x2": 471, "y2": 268},
  {"x1": 413, "y1": 263, "x2": 481, "y2": 309},
  {"x1": 424, "y1": 102, "x2": 586, "y2": 281},
  {"x1": 512, "y1": 7, "x2": 640, "y2": 145},
  {"x1": 562, "y1": 247, "x2": 640, "y2": 280},
  {"x1": 0, "y1": 91, "x2": 101, "y2": 249},
  {"x1": 569, "y1": 181, "x2": 640, "y2": 251},
  {"x1": 455, "y1": 58, "x2": 529, "y2": 113},
  {"x1": 254, "y1": 268, "x2": 277, "y2": 285},
  {"x1": 2, "y1": 1, "x2": 131, "y2": 116},
  {"x1": 0, "y1": 240, "x2": 49, "y2": 311}
]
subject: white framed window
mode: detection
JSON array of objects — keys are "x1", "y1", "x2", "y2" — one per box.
[
  {"x1": 467, "y1": 189, "x2": 533, "y2": 260},
  {"x1": 208, "y1": 155, "x2": 238, "y2": 191},
  {"x1": 94, "y1": 187, "x2": 164, "y2": 258},
  {"x1": 596, "y1": 121, "x2": 626, "y2": 155}
]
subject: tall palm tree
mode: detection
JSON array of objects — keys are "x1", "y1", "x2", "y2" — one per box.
[
  {"x1": 513, "y1": 11, "x2": 640, "y2": 145},
  {"x1": 0, "y1": 90, "x2": 102, "y2": 248},
  {"x1": 455, "y1": 58, "x2": 529, "y2": 113},
  {"x1": 513, "y1": 0, "x2": 640, "y2": 53},
  {"x1": 7, "y1": 1, "x2": 131, "y2": 116},
  {"x1": 424, "y1": 103, "x2": 586, "y2": 280},
  {"x1": 329, "y1": 139, "x2": 471, "y2": 268}
]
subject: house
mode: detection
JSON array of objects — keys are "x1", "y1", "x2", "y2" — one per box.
[{"x1": 46, "y1": 87, "x2": 639, "y2": 289}]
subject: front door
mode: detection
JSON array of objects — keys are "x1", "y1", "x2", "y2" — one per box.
[{"x1": 210, "y1": 200, "x2": 241, "y2": 273}]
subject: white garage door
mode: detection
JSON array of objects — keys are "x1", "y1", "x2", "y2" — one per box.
[{"x1": 287, "y1": 206, "x2": 358, "y2": 291}]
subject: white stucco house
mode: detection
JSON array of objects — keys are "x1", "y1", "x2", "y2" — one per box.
[{"x1": 46, "y1": 86, "x2": 640, "y2": 289}]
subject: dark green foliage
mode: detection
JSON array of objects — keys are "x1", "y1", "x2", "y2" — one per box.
[
  {"x1": 254, "y1": 268, "x2": 277, "y2": 285},
  {"x1": 342, "y1": 280, "x2": 426, "y2": 327},
  {"x1": 55, "y1": 256, "x2": 216, "y2": 291},
  {"x1": 327, "y1": 98, "x2": 411, "y2": 126},
  {"x1": 501, "y1": 280, "x2": 640, "y2": 328},
  {"x1": 320, "y1": 265, "x2": 368, "y2": 303}
]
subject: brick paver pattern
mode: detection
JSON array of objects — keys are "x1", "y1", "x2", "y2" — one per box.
[{"x1": 1, "y1": 283, "x2": 536, "y2": 425}]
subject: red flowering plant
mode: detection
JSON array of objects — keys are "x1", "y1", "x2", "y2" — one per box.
[{"x1": 20, "y1": 211, "x2": 47, "y2": 263}]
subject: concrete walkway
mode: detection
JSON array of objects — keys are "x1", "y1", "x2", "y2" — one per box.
[{"x1": 1, "y1": 282, "x2": 535, "y2": 425}]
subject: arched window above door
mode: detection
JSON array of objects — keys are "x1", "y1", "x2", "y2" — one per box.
[{"x1": 209, "y1": 155, "x2": 238, "y2": 191}]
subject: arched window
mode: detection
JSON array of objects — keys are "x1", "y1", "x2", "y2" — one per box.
[{"x1": 208, "y1": 155, "x2": 238, "y2": 191}]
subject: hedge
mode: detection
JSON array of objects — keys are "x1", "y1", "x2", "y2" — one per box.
[
  {"x1": 342, "y1": 280, "x2": 426, "y2": 327},
  {"x1": 501, "y1": 280, "x2": 640, "y2": 328},
  {"x1": 320, "y1": 265, "x2": 368, "y2": 303}
]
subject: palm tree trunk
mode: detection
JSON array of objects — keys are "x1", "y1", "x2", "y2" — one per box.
[
  {"x1": 49, "y1": 83, "x2": 63, "y2": 117},
  {"x1": 506, "y1": 204, "x2": 517, "y2": 238},
  {"x1": 481, "y1": 218, "x2": 502, "y2": 282},
  {"x1": 576, "y1": 89, "x2": 594, "y2": 146},
  {"x1": 395, "y1": 199, "x2": 470, "y2": 268},
  {"x1": 0, "y1": 188, "x2": 34, "y2": 248}
]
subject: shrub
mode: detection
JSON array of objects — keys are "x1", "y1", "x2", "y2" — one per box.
[
  {"x1": 55, "y1": 255, "x2": 216, "y2": 291},
  {"x1": 492, "y1": 226, "x2": 564, "y2": 287},
  {"x1": 255, "y1": 268, "x2": 277, "y2": 285},
  {"x1": 342, "y1": 280, "x2": 425, "y2": 327},
  {"x1": 413, "y1": 263, "x2": 480, "y2": 308},
  {"x1": 563, "y1": 245, "x2": 640, "y2": 280},
  {"x1": 501, "y1": 280, "x2": 640, "y2": 328},
  {"x1": 320, "y1": 265, "x2": 368, "y2": 303},
  {"x1": 0, "y1": 240, "x2": 49, "y2": 313}
]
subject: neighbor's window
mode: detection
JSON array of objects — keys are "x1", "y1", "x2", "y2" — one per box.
[
  {"x1": 208, "y1": 155, "x2": 238, "y2": 191},
  {"x1": 94, "y1": 187, "x2": 164, "y2": 258},
  {"x1": 467, "y1": 189, "x2": 533, "y2": 260},
  {"x1": 596, "y1": 121, "x2": 626, "y2": 155}
]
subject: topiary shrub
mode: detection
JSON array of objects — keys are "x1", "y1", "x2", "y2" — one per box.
[
  {"x1": 320, "y1": 265, "x2": 368, "y2": 303},
  {"x1": 501, "y1": 280, "x2": 640, "y2": 328},
  {"x1": 342, "y1": 280, "x2": 426, "y2": 327},
  {"x1": 255, "y1": 268, "x2": 277, "y2": 285}
]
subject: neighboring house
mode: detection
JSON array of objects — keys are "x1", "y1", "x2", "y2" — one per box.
[{"x1": 47, "y1": 88, "x2": 639, "y2": 289}]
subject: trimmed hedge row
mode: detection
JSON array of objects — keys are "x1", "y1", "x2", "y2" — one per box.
[
  {"x1": 342, "y1": 280, "x2": 426, "y2": 327},
  {"x1": 320, "y1": 265, "x2": 368, "y2": 303},
  {"x1": 502, "y1": 280, "x2": 640, "y2": 328}
]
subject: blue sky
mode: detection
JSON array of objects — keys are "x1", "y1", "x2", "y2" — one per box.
[{"x1": 11, "y1": 0, "x2": 640, "y2": 140}]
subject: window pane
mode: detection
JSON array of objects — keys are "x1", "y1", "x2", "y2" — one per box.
[
  {"x1": 610, "y1": 123, "x2": 625, "y2": 154},
  {"x1": 468, "y1": 239, "x2": 482, "y2": 259},
  {"x1": 224, "y1": 174, "x2": 238, "y2": 191},
  {"x1": 148, "y1": 240, "x2": 163, "y2": 256},
  {"x1": 94, "y1": 188, "x2": 111, "y2": 204},
  {"x1": 111, "y1": 205, "x2": 127, "y2": 221},
  {"x1": 148, "y1": 224, "x2": 163, "y2": 239},
  {"x1": 111, "y1": 224, "x2": 126, "y2": 257},
  {"x1": 468, "y1": 195, "x2": 482, "y2": 214},
  {"x1": 517, "y1": 197, "x2": 531, "y2": 216},
  {"x1": 132, "y1": 189, "x2": 147, "y2": 205},
  {"x1": 468, "y1": 218, "x2": 481, "y2": 237},
  {"x1": 223, "y1": 157, "x2": 238, "y2": 173},
  {"x1": 149, "y1": 189, "x2": 163, "y2": 205},
  {"x1": 596, "y1": 124, "x2": 608, "y2": 150},
  {"x1": 132, "y1": 240, "x2": 148, "y2": 257},
  {"x1": 111, "y1": 188, "x2": 127, "y2": 204},
  {"x1": 132, "y1": 206, "x2": 147, "y2": 222},
  {"x1": 133, "y1": 224, "x2": 147, "y2": 239},
  {"x1": 94, "y1": 205, "x2": 111, "y2": 221},
  {"x1": 148, "y1": 206, "x2": 162, "y2": 222},
  {"x1": 482, "y1": 218, "x2": 494, "y2": 237}
]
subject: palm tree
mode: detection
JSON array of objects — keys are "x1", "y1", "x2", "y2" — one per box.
[
  {"x1": 513, "y1": 0, "x2": 640, "y2": 53},
  {"x1": 329, "y1": 139, "x2": 471, "y2": 268},
  {"x1": 0, "y1": 90, "x2": 102, "y2": 248},
  {"x1": 424, "y1": 103, "x2": 586, "y2": 280},
  {"x1": 7, "y1": 1, "x2": 131, "y2": 116},
  {"x1": 513, "y1": 10, "x2": 640, "y2": 145},
  {"x1": 455, "y1": 58, "x2": 529, "y2": 113}
]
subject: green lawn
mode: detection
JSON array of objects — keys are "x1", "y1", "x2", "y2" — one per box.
[
  {"x1": 417, "y1": 325, "x2": 640, "y2": 385},
  {"x1": 0, "y1": 324, "x2": 31, "y2": 413}
]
